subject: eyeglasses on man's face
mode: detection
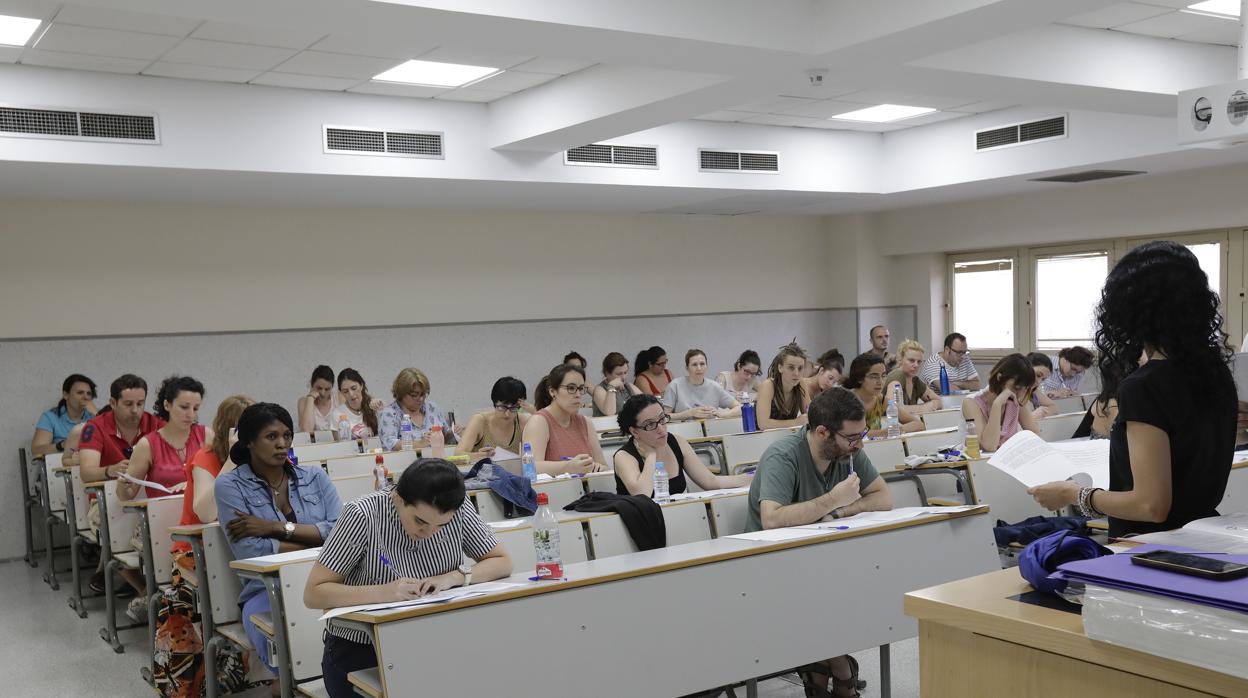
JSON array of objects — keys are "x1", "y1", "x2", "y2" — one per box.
[
  {"x1": 637, "y1": 414, "x2": 671, "y2": 431},
  {"x1": 834, "y1": 429, "x2": 868, "y2": 447}
]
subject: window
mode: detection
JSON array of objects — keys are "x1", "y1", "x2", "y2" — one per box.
[
  {"x1": 1034, "y1": 251, "x2": 1109, "y2": 351},
  {"x1": 1185, "y1": 241, "x2": 1221, "y2": 298},
  {"x1": 951, "y1": 255, "x2": 1015, "y2": 351}
]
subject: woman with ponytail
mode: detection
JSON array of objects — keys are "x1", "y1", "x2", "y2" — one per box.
[
  {"x1": 330, "y1": 368, "x2": 380, "y2": 439},
  {"x1": 214, "y1": 403, "x2": 342, "y2": 674},
  {"x1": 31, "y1": 373, "x2": 97, "y2": 456}
]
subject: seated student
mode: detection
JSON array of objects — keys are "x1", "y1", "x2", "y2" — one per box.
[
  {"x1": 1074, "y1": 350, "x2": 1147, "y2": 440},
  {"x1": 919, "y1": 332, "x2": 981, "y2": 392},
  {"x1": 715, "y1": 349, "x2": 764, "y2": 400},
  {"x1": 1025, "y1": 353, "x2": 1062, "y2": 418},
  {"x1": 662, "y1": 349, "x2": 741, "y2": 420},
  {"x1": 843, "y1": 353, "x2": 924, "y2": 438},
  {"x1": 592, "y1": 352, "x2": 643, "y2": 417},
  {"x1": 747, "y1": 387, "x2": 892, "y2": 697},
  {"x1": 1043, "y1": 346, "x2": 1095, "y2": 398},
  {"x1": 615, "y1": 395, "x2": 752, "y2": 496},
  {"x1": 378, "y1": 367, "x2": 453, "y2": 451},
  {"x1": 121, "y1": 376, "x2": 210, "y2": 501},
  {"x1": 884, "y1": 340, "x2": 943, "y2": 421},
  {"x1": 455, "y1": 377, "x2": 530, "y2": 458},
  {"x1": 329, "y1": 368, "x2": 379, "y2": 440},
  {"x1": 634, "y1": 345, "x2": 673, "y2": 396},
  {"x1": 215, "y1": 403, "x2": 342, "y2": 677},
  {"x1": 801, "y1": 348, "x2": 845, "y2": 404},
  {"x1": 62, "y1": 408, "x2": 105, "y2": 468},
  {"x1": 523, "y1": 364, "x2": 610, "y2": 475},
  {"x1": 296, "y1": 364, "x2": 336, "y2": 434},
  {"x1": 180, "y1": 395, "x2": 254, "y2": 531},
  {"x1": 866, "y1": 325, "x2": 897, "y2": 372},
  {"x1": 31, "y1": 373, "x2": 98, "y2": 458},
  {"x1": 755, "y1": 341, "x2": 810, "y2": 430},
  {"x1": 963, "y1": 353, "x2": 1042, "y2": 451},
  {"x1": 563, "y1": 351, "x2": 587, "y2": 371},
  {"x1": 303, "y1": 459, "x2": 512, "y2": 698}
]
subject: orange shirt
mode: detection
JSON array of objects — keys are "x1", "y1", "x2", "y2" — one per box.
[{"x1": 170, "y1": 446, "x2": 224, "y2": 555}]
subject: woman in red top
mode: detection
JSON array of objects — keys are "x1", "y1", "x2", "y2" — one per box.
[
  {"x1": 121, "y1": 376, "x2": 211, "y2": 501},
  {"x1": 633, "y1": 345, "x2": 673, "y2": 396},
  {"x1": 171, "y1": 394, "x2": 254, "y2": 556},
  {"x1": 523, "y1": 364, "x2": 609, "y2": 476}
]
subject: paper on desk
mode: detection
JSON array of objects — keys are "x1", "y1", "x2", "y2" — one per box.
[
  {"x1": 119, "y1": 472, "x2": 173, "y2": 493},
  {"x1": 726, "y1": 528, "x2": 829, "y2": 542},
  {"x1": 319, "y1": 581, "x2": 524, "y2": 620},
  {"x1": 492, "y1": 447, "x2": 520, "y2": 461},
  {"x1": 487, "y1": 519, "x2": 528, "y2": 529},
  {"x1": 987, "y1": 430, "x2": 1108, "y2": 489},
  {"x1": 799, "y1": 505, "x2": 983, "y2": 530},
  {"x1": 668, "y1": 487, "x2": 750, "y2": 502}
]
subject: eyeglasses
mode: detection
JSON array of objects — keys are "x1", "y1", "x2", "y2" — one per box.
[
  {"x1": 637, "y1": 414, "x2": 671, "y2": 431},
  {"x1": 406, "y1": 392, "x2": 426, "y2": 400},
  {"x1": 560, "y1": 384, "x2": 587, "y2": 396},
  {"x1": 742, "y1": 368, "x2": 761, "y2": 378},
  {"x1": 835, "y1": 429, "x2": 868, "y2": 446},
  {"x1": 948, "y1": 347, "x2": 969, "y2": 358},
  {"x1": 865, "y1": 373, "x2": 885, "y2": 382},
  {"x1": 654, "y1": 360, "x2": 668, "y2": 367},
  {"x1": 494, "y1": 403, "x2": 522, "y2": 413}
]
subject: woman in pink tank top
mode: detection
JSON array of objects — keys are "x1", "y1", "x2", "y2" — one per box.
[
  {"x1": 962, "y1": 354, "x2": 1041, "y2": 451},
  {"x1": 522, "y1": 364, "x2": 610, "y2": 476},
  {"x1": 120, "y1": 376, "x2": 211, "y2": 500}
]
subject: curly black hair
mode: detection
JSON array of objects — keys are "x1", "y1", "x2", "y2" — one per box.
[{"x1": 1094, "y1": 241, "x2": 1233, "y2": 406}]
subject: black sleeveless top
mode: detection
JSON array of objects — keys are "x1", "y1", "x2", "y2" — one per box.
[{"x1": 615, "y1": 434, "x2": 687, "y2": 497}]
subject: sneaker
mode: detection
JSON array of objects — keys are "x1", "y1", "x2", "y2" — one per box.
[
  {"x1": 88, "y1": 572, "x2": 106, "y2": 595},
  {"x1": 125, "y1": 596, "x2": 148, "y2": 624}
]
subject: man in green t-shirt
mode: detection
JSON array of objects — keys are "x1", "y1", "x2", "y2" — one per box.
[{"x1": 746, "y1": 386, "x2": 893, "y2": 696}]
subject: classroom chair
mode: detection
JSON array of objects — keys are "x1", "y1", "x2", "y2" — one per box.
[
  {"x1": 708, "y1": 494, "x2": 749, "y2": 538},
  {"x1": 721, "y1": 429, "x2": 794, "y2": 475},
  {"x1": 902, "y1": 426, "x2": 964, "y2": 459},
  {"x1": 1039, "y1": 412, "x2": 1084, "y2": 442},
  {"x1": 860, "y1": 438, "x2": 906, "y2": 471},
  {"x1": 291, "y1": 432, "x2": 313, "y2": 446},
  {"x1": 666, "y1": 420, "x2": 705, "y2": 439},
  {"x1": 1052, "y1": 396, "x2": 1085, "y2": 414},
  {"x1": 19, "y1": 448, "x2": 40, "y2": 568},
  {"x1": 920, "y1": 408, "x2": 963, "y2": 431}
]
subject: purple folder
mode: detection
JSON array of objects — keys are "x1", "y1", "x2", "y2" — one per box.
[{"x1": 1057, "y1": 545, "x2": 1248, "y2": 614}]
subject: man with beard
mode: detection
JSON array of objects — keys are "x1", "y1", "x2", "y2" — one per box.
[{"x1": 745, "y1": 386, "x2": 892, "y2": 698}]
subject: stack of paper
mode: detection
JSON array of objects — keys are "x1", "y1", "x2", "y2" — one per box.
[
  {"x1": 987, "y1": 430, "x2": 1108, "y2": 489},
  {"x1": 667, "y1": 487, "x2": 750, "y2": 502},
  {"x1": 1130, "y1": 513, "x2": 1248, "y2": 554},
  {"x1": 320, "y1": 581, "x2": 523, "y2": 620}
]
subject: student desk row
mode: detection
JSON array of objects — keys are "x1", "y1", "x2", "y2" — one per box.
[
  {"x1": 332, "y1": 507, "x2": 997, "y2": 698},
  {"x1": 905, "y1": 566, "x2": 1248, "y2": 697}
]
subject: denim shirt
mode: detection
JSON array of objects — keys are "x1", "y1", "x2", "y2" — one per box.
[
  {"x1": 377, "y1": 399, "x2": 449, "y2": 450},
  {"x1": 214, "y1": 462, "x2": 342, "y2": 605}
]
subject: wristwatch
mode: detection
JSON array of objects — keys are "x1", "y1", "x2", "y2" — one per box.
[
  {"x1": 458, "y1": 563, "x2": 473, "y2": 587},
  {"x1": 283, "y1": 521, "x2": 296, "y2": 540}
]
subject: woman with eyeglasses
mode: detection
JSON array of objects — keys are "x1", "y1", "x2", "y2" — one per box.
[
  {"x1": 455, "y1": 377, "x2": 530, "y2": 459},
  {"x1": 715, "y1": 349, "x2": 764, "y2": 400},
  {"x1": 963, "y1": 353, "x2": 1042, "y2": 451},
  {"x1": 524, "y1": 364, "x2": 609, "y2": 475},
  {"x1": 843, "y1": 353, "x2": 924, "y2": 439},
  {"x1": 592, "y1": 352, "x2": 642, "y2": 417},
  {"x1": 633, "y1": 345, "x2": 673, "y2": 396},
  {"x1": 614, "y1": 395, "x2": 753, "y2": 497},
  {"x1": 755, "y1": 341, "x2": 810, "y2": 431},
  {"x1": 378, "y1": 368, "x2": 454, "y2": 451}
]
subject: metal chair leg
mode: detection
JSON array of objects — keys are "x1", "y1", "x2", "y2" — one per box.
[
  {"x1": 99, "y1": 558, "x2": 124, "y2": 653},
  {"x1": 204, "y1": 634, "x2": 224, "y2": 698},
  {"x1": 67, "y1": 534, "x2": 88, "y2": 618},
  {"x1": 880, "y1": 643, "x2": 891, "y2": 698},
  {"x1": 42, "y1": 513, "x2": 60, "y2": 589}
]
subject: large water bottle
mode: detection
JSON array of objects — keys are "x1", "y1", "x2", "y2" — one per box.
[
  {"x1": 885, "y1": 399, "x2": 901, "y2": 439},
  {"x1": 428, "y1": 425, "x2": 446, "y2": 458},
  {"x1": 939, "y1": 364, "x2": 951, "y2": 396},
  {"x1": 653, "y1": 460, "x2": 670, "y2": 502},
  {"x1": 400, "y1": 414, "x2": 414, "y2": 451},
  {"x1": 337, "y1": 417, "x2": 352, "y2": 442},
  {"x1": 741, "y1": 402, "x2": 758, "y2": 432},
  {"x1": 521, "y1": 442, "x2": 537, "y2": 483},
  {"x1": 372, "y1": 454, "x2": 388, "y2": 490},
  {"x1": 532, "y1": 492, "x2": 563, "y2": 580}
]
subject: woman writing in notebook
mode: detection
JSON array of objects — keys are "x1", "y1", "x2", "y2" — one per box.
[
  {"x1": 634, "y1": 345, "x2": 673, "y2": 396},
  {"x1": 1029, "y1": 242, "x2": 1237, "y2": 538}
]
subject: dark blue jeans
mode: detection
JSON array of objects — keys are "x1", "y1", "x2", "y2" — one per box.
[{"x1": 322, "y1": 633, "x2": 378, "y2": 698}]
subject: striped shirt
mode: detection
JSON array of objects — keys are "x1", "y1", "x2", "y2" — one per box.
[
  {"x1": 919, "y1": 353, "x2": 978, "y2": 389},
  {"x1": 317, "y1": 489, "x2": 497, "y2": 644}
]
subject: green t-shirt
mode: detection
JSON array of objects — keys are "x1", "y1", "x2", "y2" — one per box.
[
  {"x1": 883, "y1": 369, "x2": 927, "y2": 406},
  {"x1": 746, "y1": 427, "x2": 880, "y2": 532}
]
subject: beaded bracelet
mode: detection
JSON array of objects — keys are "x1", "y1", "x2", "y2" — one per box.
[{"x1": 1077, "y1": 486, "x2": 1104, "y2": 518}]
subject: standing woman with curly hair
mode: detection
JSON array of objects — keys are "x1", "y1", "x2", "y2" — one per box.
[{"x1": 1028, "y1": 242, "x2": 1237, "y2": 538}]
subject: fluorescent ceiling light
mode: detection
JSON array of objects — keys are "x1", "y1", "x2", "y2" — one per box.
[
  {"x1": 372, "y1": 59, "x2": 500, "y2": 87},
  {"x1": 1183, "y1": 0, "x2": 1240, "y2": 18},
  {"x1": 830, "y1": 104, "x2": 937, "y2": 123},
  {"x1": 0, "y1": 14, "x2": 41, "y2": 47}
]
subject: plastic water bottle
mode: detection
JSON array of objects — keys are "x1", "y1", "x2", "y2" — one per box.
[
  {"x1": 372, "y1": 454, "x2": 388, "y2": 490},
  {"x1": 428, "y1": 425, "x2": 445, "y2": 458},
  {"x1": 653, "y1": 460, "x2": 670, "y2": 502},
  {"x1": 885, "y1": 399, "x2": 901, "y2": 439},
  {"x1": 400, "y1": 414, "x2": 414, "y2": 451},
  {"x1": 337, "y1": 417, "x2": 351, "y2": 442},
  {"x1": 741, "y1": 402, "x2": 758, "y2": 432},
  {"x1": 521, "y1": 442, "x2": 537, "y2": 483},
  {"x1": 939, "y1": 364, "x2": 950, "y2": 396},
  {"x1": 965, "y1": 420, "x2": 981, "y2": 459},
  {"x1": 532, "y1": 492, "x2": 563, "y2": 580}
]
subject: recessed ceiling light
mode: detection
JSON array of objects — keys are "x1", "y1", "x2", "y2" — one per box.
[
  {"x1": 1183, "y1": 0, "x2": 1240, "y2": 19},
  {"x1": 0, "y1": 14, "x2": 41, "y2": 47},
  {"x1": 372, "y1": 59, "x2": 500, "y2": 87},
  {"x1": 830, "y1": 104, "x2": 937, "y2": 123}
]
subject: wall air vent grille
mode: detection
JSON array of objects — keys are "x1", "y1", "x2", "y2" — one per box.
[
  {"x1": 565, "y1": 143, "x2": 658, "y2": 169},
  {"x1": 976, "y1": 114, "x2": 1066, "y2": 151},
  {"x1": 0, "y1": 106, "x2": 159, "y2": 143},
  {"x1": 699, "y1": 149, "x2": 779, "y2": 173},
  {"x1": 323, "y1": 125, "x2": 444, "y2": 159}
]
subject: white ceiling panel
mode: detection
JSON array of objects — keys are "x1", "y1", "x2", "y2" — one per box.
[
  {"x1": 416, "y1": 46, "x2": 534, "y2": 69},
  {"x1": 0, "y1": 45, "x2": 23, "y2": 63},
  {"x1": 21, "y1": 48, "x2": 148, "y2": 73},
  {"x1": 741, "y1": 113, "x2": 821, "y2": 127},
  {"x1": 249, "y1": 72, "x2": 363, "y2": 91},
  {"x1": 468, "y1": 70, "x2": 558, "y2": 92},
  {"x1": 308, "y1": 34, "x2": 434, "y2": 60},
  {"x1": 1177, "y1": 21, "x2": 1241, "y2": 45},
  {"x1": 1133, "y1": 0, "x2": 1197, "y2": 8},
  {"x1": 776, "y1": 99, "x2": 876, "y2": 118},
  {"x1": 160, "y1": 38, "x2": 297, "y2": 71},
  {"x1": 273, "y1": 51, "x2": 402, "y2": 79},
  {"x1": 695, "y1": 110, "x2": 761, "y2": 121},
  {"x1": 731, "y1": 96, "x2": 819, "y2": 113},
  {"x1": 947, "y1": 99, "x2": 1016, "y2": 114},
  {"x1": 834, "y1": 89, "x2": 975, "y2": 110},
  {"x1": 1062, "y1": 3, "x2": 1173, "y2": 29},
  {"x1": 777, "y1": 81, "x2": 862, "y2": 99},
  {"x1": 1115, "y1": 10, "x2": 1228, "y2": 37},
  {"x1": 53, "y1": 5, "x2": 200, "y2": 37},
  {"x1": 509, "y1": 56, "x2": 595, "y2": 75},
  {"x1": 435, "y1": 87, "x2": 510, "y2": 102},
  {"x1": 348, "y1": 81, "x2": 450, "y2": 98},
  {"x1": 189, "y1": 21, "x2": 324, "y2": 50},
  {"x1": 143, "y1": 61, "x2": 261, "y2": 83},
  {"x1": 35, "y1": 23, "x2": 180, "y2": 60}
]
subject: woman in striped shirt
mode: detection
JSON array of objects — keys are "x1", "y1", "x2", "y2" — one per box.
[{"x1": 303, "y1": 459, "x2": 512, "y2": 698}]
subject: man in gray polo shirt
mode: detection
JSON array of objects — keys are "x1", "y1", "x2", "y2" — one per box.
[{"x1": 746, "y1": 386, "x2": 893, "y2": 697}]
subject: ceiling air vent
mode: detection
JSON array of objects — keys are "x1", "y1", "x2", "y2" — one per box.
[
  {"x1": 1029, "y1": 170, "x2": 1145, "y2": 183},
  {"x1": 565, "y1": 143, "x2": 658, "y2": 169},
  {"x1": 0, "y1": 106, "x2": 159, "y2": 144},
  {"x1": 323, "y1": 125, "x2": 444, "y2": 159},
  {"x1": 698, "y1": 148, "x2": 779, "y2": 173},
  {"x1": 975, "y1": 115, "x2": 1066, "y2": 151}
]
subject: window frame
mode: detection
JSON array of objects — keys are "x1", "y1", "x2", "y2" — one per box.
[
  {"x1": 946, "y1": 248, "x2": 1022, "y2": 356},
  {"x1": 1028, "y1": 242, "x2": 1113, "y2": 353}
]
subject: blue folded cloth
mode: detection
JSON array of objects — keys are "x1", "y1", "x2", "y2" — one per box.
[
  {"x1": 463, "y1": 459, "x2": 536, "y2": 517},
  {"x1": 1019, "y1": 528, "x2": 1112, "y2": 594}
]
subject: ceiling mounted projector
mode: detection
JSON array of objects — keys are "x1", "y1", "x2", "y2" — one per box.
[{"x1": 1179, "y1": 79, "x2": 1248, "y2": 148}]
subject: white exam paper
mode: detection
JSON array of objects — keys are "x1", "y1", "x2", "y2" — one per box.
[
  {"x1": 987, "y1": 430, "x2": 1109, "y2": 489},
  {"x1": 119, "y1": 472, "x2": 173, "y2": 494},
  {"x1": 319, "y1": 581, "x2": 523, "y2": 620}
]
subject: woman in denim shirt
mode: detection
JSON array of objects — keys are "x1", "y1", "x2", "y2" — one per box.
[{"x1": 215, "y1": 403, "x2": 342, "y2": 672}]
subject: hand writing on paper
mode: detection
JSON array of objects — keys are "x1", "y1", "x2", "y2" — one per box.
[
  {"x1": 563, "y1": 454, "x2": 594, "y2": 474},
  {"x1": 385, "y1": 577, "x2": 428, "y2": 601},
  {"x1": 413, "y1": 574, "x2": 457, "y2": 597}
]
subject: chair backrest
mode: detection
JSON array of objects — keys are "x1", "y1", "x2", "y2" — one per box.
[
  {"x1": 332, "y1": 475, "x2": 377, "y2": 503},
  {"x1": 661, "y1": 501, "x2": 712, "y2": 547},
  {"x1": 202, "y1": 524, "x2": 243, "y2": 625},
  {"x1": 709, "y1": 494, "x2": 749, "y2": 538},
  {"x1": 103, "y1": 481, "x2": 140, "y2": 553},
  {"x1": 721, "y1": 429, "x2": 793, "y2": 474},
  {"x1": 1039, "y1": 413, "x2": 1084, "y2": 443},
  {"x1": 292, "y1": 441, "x2": 359, "y2": 463},
  {"x1": 577, "y1": 407, "x2": 594, "y2": 417},
  {"x1": 44, "y1": 453, "x2": 66, "y2": 512},
  {"x1": 324, "y1": 451, "x2": 416, "y2": 479},
  {"x1": 860, "y1": 438, "x2": 906, "y2": 471},
  {"x1": 586, "y1": 515, "x2": 637, "y2": 559},
  {"x1": 903, "y1": 426, "x2": 964, "y2": 458},
  {"x1": 312, "y1": 430, "x2": 335, "y2": 443},
  {"x1": 590, "y1": 415, "x2": 618, "y2": 433},
  {"x1": 68, "y1": 466, "x2": 91, "y2": 530},
  {"x1": 490, "y1": 519, "x2": 591, "y2": 571},
  {"x1": 1053, "y1": 396, "x2": 1085, "y2": 414},
  {"x1": 882, "y1": 473, "x2": 926, "y2": 508},
  {"x1": 361, "y1": 437, "x2": 381, "y2": 451},
  {"x1": 291, "y1": 432, "x2": 313, "y2": 446},
  {"x1": 921, "y1": 409, "x2": 964, "y2": 431},
  {"x1": 704, "y1": 418, "x2": 744, "y2": 437},
  {"x1": 667, "y1": 421, "x2": 705, "y2": 439},
  {"x1": 277, "y1": 559, "x2": 323, "y2": 681},
  {"x1": 532, "y1": 478, "x2": 585, "y2": 511},
  {"x1": 469, "y1": 490, "x2": 508, "y2": 522},
  {"x1": 145, "y1": 495, "x2": 185, "y2": 585},
  {"x1": 584, "y1": 472, "x2": 616, "y2": 494}
]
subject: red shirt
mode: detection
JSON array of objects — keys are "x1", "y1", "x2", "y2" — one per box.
[
  {"x1": 172, "y1": 445, "x2": 224, "y2": 554},
  {"x1": 79, "y1": 410, "x2": 164, "y2": 468}
]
